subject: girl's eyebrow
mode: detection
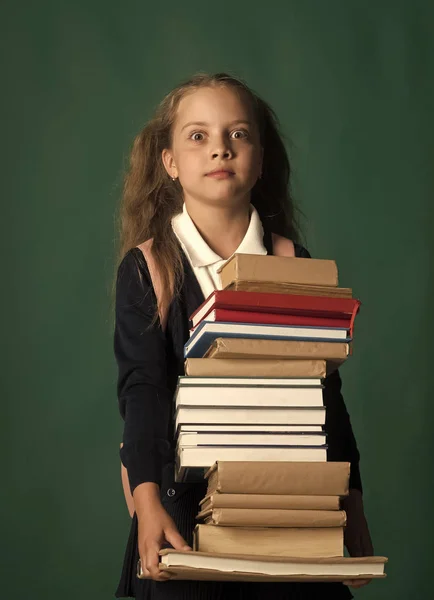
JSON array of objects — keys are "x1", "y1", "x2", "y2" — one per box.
[{"x1": 180, "y1": 120, "x2": 252, "y2": 132}]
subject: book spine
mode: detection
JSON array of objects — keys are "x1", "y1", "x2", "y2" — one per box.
[
  {"x1": 209, "y1": 462, "x2": 350, "y2": 496},
  {"x1": 229, "y1": 256, "x2": 339, "y2": 288},
  {"x1": 184, "y1": 358, "x2": 327, "y2": 379},
  {"x1": 204, "y1": 508, "x2": 347, "y2": 528},
  {"x1": 204, "y1": 339, "x2": 349, "y2": 361},
  {"x1": 195, "y1": 525, "x2": 344, "y2": 559},
  {"x1": 196, "y1": 310, "x2": 351, "y2": 330},
  {"x1": 200, "y1": 494, "x2": 341, "y2": 511}
]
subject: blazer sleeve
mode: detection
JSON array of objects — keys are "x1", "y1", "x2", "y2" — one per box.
[
  {"x1": 114, "y1": 249, "x2": 172, "y2": 493},
  {"x1": 295, "y1": 243, "x2": 363, "y2": 493}
]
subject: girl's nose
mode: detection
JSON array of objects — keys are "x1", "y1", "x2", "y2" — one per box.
[
  {"x1": 212, "y1": 146, "x2": 233, "y2": 159},
  {"x1": 211, "y1": 134, "x2": 233, "y2": 159},
  {"x1": 212, "y1": 149, "x2": 232, "y2": 159}
]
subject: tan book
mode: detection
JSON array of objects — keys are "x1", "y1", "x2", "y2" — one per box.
[
  {"x1": 197, "y1": 507, "x2": 347, "y2": 528},
  {"x1": 217, "y1": 254, "x2": 338, "y2": 290},
  {"x1": 206, "y1": 461, "x2": 350, "y2": 496},
  {"x1": 150, "y1": 550, "x2": 388, "y2": 582},
  {"x1": 194, "y1": 524, "x2": 343, "y2": 558},
  {"x1": 184, "y1": 358, "x2": 327, "y2": 378},
  {"x1": 227, "y1": 281, "x2": 352, "y2": 298},
  {"x1": 204, "y1": 338, "x2": 350, "y2": 364},
  {"x1": 199, "y1": 493, "x2": 341, "y2": 511}
]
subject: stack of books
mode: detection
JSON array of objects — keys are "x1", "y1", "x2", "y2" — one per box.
[
  {"x1": 146, "y1": 253, "x2": 389, "y2": 582},
  {"x1": 194, "y1": 461, "x2": 350, "y2": 559},
  {"x1": 143, "y1": 461, "x2": 388, "y2": 581},
  {"x1": 175, "y1": 253, "x2": 361, "y2": 482}
]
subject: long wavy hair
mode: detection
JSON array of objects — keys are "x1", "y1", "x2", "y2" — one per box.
[{"x1": 116, "y1": 72, "x2": 302, "y2": 321}]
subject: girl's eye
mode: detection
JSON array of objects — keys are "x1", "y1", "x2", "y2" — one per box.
[
  {"x1": 231, "y1": 129, "x2": 248, "y2": 139},
  {"x1": 190, "y1": 132, "x2": 205, "y2": 141}
]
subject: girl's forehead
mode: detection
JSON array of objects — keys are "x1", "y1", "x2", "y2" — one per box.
[{"x1": 175, "y1": 86, "x2": 254, "y2": 126}]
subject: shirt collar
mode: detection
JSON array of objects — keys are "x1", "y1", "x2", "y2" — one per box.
[{"x1": 172, "y1": 203, "x2": 267, "y2": 268}]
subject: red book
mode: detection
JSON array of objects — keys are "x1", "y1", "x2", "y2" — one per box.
[
  {"x1": 191, "y1": 308, "x2": 351, "y2": 332},
  {"x1": 190, "y1": 290, "x2": 361, "y2": 332}
]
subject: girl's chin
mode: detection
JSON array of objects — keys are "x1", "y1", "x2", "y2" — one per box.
[{"x1": 192, "y1": 185, "x2": 251, "y2": 204}]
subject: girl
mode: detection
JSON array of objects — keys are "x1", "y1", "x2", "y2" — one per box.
[{"x1": 114, "y1": 72, "x2": 373, "y2": 600}]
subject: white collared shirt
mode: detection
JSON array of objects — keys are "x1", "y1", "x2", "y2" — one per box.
[{"x1": 171, "y1": 203, "x2": 268, "y2": 299}]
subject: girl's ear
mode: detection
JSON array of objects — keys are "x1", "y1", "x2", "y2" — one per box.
[{"x1": 162, "y1": 148, "x2": 178, "y2": 179}]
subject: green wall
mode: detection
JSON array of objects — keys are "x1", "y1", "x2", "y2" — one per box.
[{"x1": 3, "y1": 1, "x2": 433, "y2": 597}]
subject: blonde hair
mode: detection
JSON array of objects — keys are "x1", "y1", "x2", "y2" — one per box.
[{"x1": 116, "y1": 72, "x2": 301, "y2": 321}]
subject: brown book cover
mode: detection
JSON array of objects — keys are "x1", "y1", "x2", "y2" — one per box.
[
  {"x1": 217, "y1": 254, "x2": 338, "y2": 290},
  {"x1": 206, "y1": 461, "x2": 350, "y2": 496},
  {"x1": 197, "y1": 508, "x2": 347, "y2": 528},
  {"x1": 194, "y1": 524, "x2": 343, "y2": 558},
  {"x1": 199, "y1": 493, "x2": 341, "y2": 511},
  {"x1": 204, "y1": 338, "x2": 350, "y2": 365},
  {"x1": 184, "y1": 358, "x2": 327, "y2": 378},
  {"x1": 149, "y1": 550, "x2": 388, "y2": 582},
  {"x1": 227, "y1": 281, "x2": 352, "y2": 298}
]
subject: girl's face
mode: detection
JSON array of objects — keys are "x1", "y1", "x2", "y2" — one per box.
[{"x1": 162, "y1": 86, "x2": 263, "y2": 208}]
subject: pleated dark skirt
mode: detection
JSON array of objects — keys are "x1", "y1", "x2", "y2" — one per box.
[{"x1": 115, "y1": 463, "x2": 353, "y2": 600}]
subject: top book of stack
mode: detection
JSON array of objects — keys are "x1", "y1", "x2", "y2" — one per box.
[{"x1": 217, "y1": 255, "x2": 339, "y2": 292}]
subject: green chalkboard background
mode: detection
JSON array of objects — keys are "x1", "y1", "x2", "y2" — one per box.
[{"x1": 3, "y1": 1, "x2": 433, "y2": 598}]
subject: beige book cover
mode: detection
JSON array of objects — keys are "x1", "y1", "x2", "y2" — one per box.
[
  {"x1": 217, "y1": 254, "x2": 338, "y2": 289},
  {"x1": 204, "y1": 338, "x2": 350, "y2": 363},
  {"x1": 194, "y1": 524, "x2": 344, "y2": 558},
  {"x1": 147, "y1": 550, "x2": 388, "y2": 582},
  {"x1": 227, "y1": 281, "x2": 352, "y2": 298},
  {"x1": 184, "y1": 358, "x2": 327, "y2": 378},
  {"x1": 206, "y1": 461, "x2": 350, "y2": 496},
  {"x1": 199, "y1": 493, "x2": 341, "y2": 511},
  {"x1": 197, "y1": 507, "x2": 347, "y2": 528}
]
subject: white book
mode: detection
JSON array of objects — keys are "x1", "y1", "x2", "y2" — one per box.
[
  {"x1": 179, "y1": 376, "x2": 323, "y2": 387},
  {"x1": 177, "y1": 432, "x2": 327, "y2": 447},
  {"x1": 178, "y1": 424, "x2": 323, "y2": 433},
  {"x1": 175, "y1": 385, "x2": 324, "y2": 408},
  {"x1": 175, "y1": 406, "x2": 326, "y2": 431},
  {"x1": 176, "y1": 446, "x2": 327, "y2": 480}
]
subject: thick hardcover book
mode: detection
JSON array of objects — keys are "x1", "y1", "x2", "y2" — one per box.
[
  {"x1": 175, "y1": 383, "x2": 324, "y2": 408},
  {"x1": 199, "y1": 493, "x2": 341, "y2": 511},
  {"x1": 196, "y1": 507, "x2": 347, "y2": 528},
  {"x1": 145, "y1": 550, "x2": 388, "y2": 582},
  {"x1": 175, "y1": 405, "x2": 326, "y2": 430},
  {"x1": 176, "y1": 447, "x2": 327, "y2": 483},
  {"x1": 217, "y1": 254, "x2": 338, "y2": 289},
  {"x1": 204, "y1": 338, "x2": 350, "y2": 364},
  {"x1": 205, "y1": 461, "x2": 350, "y2": 496},
  {"x1": 193, "y1": 524, "x2": 343, "y2": 558},
  {"x1": 184, "y1": 358, "x2": 327, "y2": 379},
  {"x1": 190, "y1": 290, "x2": 360, "y2": 329},
  {"x1": 191, "y1": 309, "x2": 353, "y2": 333},
  {"x1": 184, "y1": 321, "x2": 350, "y2": 359}
]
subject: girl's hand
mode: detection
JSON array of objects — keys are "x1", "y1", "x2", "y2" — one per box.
[
  {"x1": 134, "y1": 483, "x2": 192, "y2": 581},
  {"x1": 341, "y1": 488, "x2": 374, "y2": 589}
]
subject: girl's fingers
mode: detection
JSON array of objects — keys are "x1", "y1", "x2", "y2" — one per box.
[
  {"x1": 146, "y1": 545, "x2": 171, "y2": 581},
  {"x1": 164, "y1": 526, "x2": 192, "y2": 552},
  {"x1": 137, "y1": 558, "x2": 148, "y2": 578}
]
